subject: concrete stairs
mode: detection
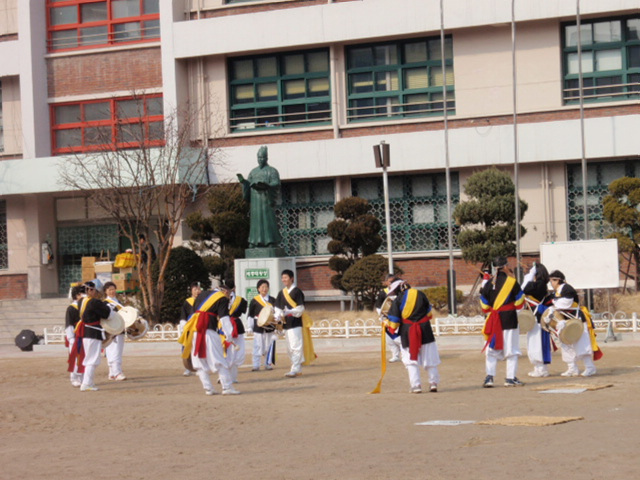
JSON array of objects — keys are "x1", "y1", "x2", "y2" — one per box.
[{"x1": 0, "y1": 297, "x2": 70, "y2": 346}]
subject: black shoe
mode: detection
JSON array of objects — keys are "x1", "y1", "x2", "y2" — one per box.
[
  {"x1": 483, "y1": 375, "x2": 494, "y2": 388},
  {"x1": 504, "y1": 377, "x2": 524, "y2": 387}
]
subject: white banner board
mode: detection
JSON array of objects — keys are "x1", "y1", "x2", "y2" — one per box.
[{"x1": 539, "y1": 239, "x2": 619, "y2": 289}]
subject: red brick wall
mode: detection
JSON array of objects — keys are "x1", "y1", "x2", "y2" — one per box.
[
  {"x1": 296, "y1": 255, "x2": 544, "y2": 293},
  {"x1": 215, "y1": 104, "x2": 637, "y2": 147},
  {"x1": 0, "y1": 274, "x2": 28, "y2": 300},
  {"x1": 47, "y1": 48, "x2": 162, "y2": 98}
]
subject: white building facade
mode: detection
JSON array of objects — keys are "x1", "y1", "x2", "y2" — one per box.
[{"x1": 0, "y1": 0, "x2": 638, "y2": 299}]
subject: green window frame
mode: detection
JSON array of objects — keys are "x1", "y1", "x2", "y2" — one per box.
[
  {"x1": 562, "y1": 15, "x2": 640, "y2": 103},
  {"x1": 346, "y1": 36, "x2": 454, "y2": 122},
  {"x1": 0, "y1": 200, "x2": 7, "y2": 269},
  {"x1": 228, "y1": 49, "x2": 331, "y2": 132},
  {"x1": 276, "y1": 180, "x2": 335, "y2": 256},
  {"x1": 567, "y1": 159, "x2": 640, "y2": 240},
  {"x1": 352, "y1": 173, "x2": 459, "y2": 252}
]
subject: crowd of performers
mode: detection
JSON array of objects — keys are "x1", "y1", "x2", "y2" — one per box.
[
  {"x1": 65, "y1": 269, "x2": 316, "y2": 394},
  {"x1": 374, "y1": 256, "x2": 603, "y2": 393},
  {"x1": 64, "y1": 260, "x2": 602, "y2": 395}
]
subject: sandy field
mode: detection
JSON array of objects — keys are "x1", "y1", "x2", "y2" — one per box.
[{"x1": 1, "y1": 338, "x2": 639, "y2": 480}]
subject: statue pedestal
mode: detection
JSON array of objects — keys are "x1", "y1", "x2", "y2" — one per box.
[
  {"x1": 235, "y1": 257, "x2": 296, "y2": 300},
  {"x1": 245, "y1": 247, "x2": 286, "y2": 259}
]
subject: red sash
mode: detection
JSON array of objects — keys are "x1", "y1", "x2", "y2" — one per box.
[
  {"x1": 194, "y1": 312, "x2": 217, "y2": 358},
  {"x1": 67, "y1": 321, "x2": 99, "y2": 373},
  {"x1": 402, "y1": 314, "x2": 431, "y2": 361},
  {"x1": 229, "y1": 317, "x2": 239, "y2": 338},
  {"x1": 482, "y1": 304, "x2": 516, "y2": 351}
]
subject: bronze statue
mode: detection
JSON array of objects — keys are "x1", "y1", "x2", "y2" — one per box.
[{"x1": 237, "y1": 146, "x2": 282, "y2": 248}]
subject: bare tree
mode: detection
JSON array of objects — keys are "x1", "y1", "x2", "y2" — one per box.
[{"x1": 59, "y1": 94, "x2": 220, "y2": 323}]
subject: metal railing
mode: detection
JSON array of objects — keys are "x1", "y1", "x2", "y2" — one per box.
[{"x1": 42, "y1": 311, "x2": 640, "y2": 344}]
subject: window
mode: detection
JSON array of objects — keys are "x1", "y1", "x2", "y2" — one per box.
[
  {"x1": 352, "y1": 173, "x2": 459, "y2": 252},
  {"x1": 51, "y1": 94, "x2": 164, "y2": 154},
  {"x1": 567, "y1": 160, "x2": 640, "y2": 240},
  {"x1": 0, "y1": 200, "x2": 7, "y2": 269},
  {"x1": 346, "y1": 37, "x2": 454, "y2": 122},
  {"x1": 563, "y1": 15, "x2": 640, "y2": 103},
  {"x1": 47, "y1": 0, "x2": 160, "y2": 52},
  {"x1": 229, "y1": 49, "x2": 331, "y2": 131},
  {"x1": 0, "y1": 80, "x2": 3, "y2": 153},
  {"x1": 276, "y1": 180, "x2": 335, "y2": 256}
]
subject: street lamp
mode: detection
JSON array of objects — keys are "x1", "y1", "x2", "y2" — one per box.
[{"x1": 373, "y1": 141, "x2": 394, "y2": 274}]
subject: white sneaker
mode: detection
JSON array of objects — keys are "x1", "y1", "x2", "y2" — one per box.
[
  {"x1": 265, "y1": 365, "x2": 274, "y2": 370},
  {"x1": 71, "y1": 380, "x2": 82, "y2": 388},
  {"x1": 411, "y1": 385, "x2": 422, "y2": 394},
  {"x1": 528, "y1": 370, "x2": 549, "y2": 378},
  {"x1": 284, "y1": 371, "x2": 300, "y2": 378},
  {"x1": 429, "y1": 383, "x2": 438, "y2": 393},
  {"x1": 205, "y1": 389, "x2": 217, "y2": 396},
  {"x1": 251, "y1": 367, "x2": 260, "y2": 372},
  {"x1": 80, "y1": 384, "x2": 99, "y2": 392},
  {"x1": 114, "y1": 373, "x2": 127, "y2": 381},
  {"x1": 561, "y1": 369, "x2": 579, "y2": 377},
  {"x1": 581, "y1": 369, "x2": 596, "y2": 377},
  {"x1": 183, "y1": 369, "x2": 194, "y2": 377},
  {"x1": 222, "y1": 387, "x2": 241, "y2": 395},
  {"x1": 389, "y1": 357, "x2": 400, "y2": 363}
]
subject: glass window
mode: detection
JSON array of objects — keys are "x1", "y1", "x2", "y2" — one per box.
[
  {"x1": 563, "y1": 15, "x2": 640, "y2": 103},
  {"x1": 347, "y1": 36, "x2": 455, "y2": 122},
  {"x1": 352, "y1": 173, "x2": 459, "y2": 252},
  {"x1": 47, "y1": 0, "x2": 160, "y2": 52},
  {"x1": 229, "y1": 49, "x2": 331, "y2": 131},
  {"x1": 51, "y1": 95, "x2": 164, "y2": 154},
  {"x1": 276, "y1": 181, "x2": 335, "y2": 257}
]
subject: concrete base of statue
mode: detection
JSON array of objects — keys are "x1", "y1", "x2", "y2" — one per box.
[
  {"x1": 244, "y1": 247, "x2": 286, "y2": 259},
  {"x1": 235, "y1": 257, "x2": 296, "y2": 300}
]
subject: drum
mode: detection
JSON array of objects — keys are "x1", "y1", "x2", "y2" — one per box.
[
  {"x1": 257, "y1": 305, "x2": 276, "y2": 327},
  {"x1": 119, "y1": 306, "x2": 139, "y2": 329},
  {"x1": 126, "y1": 318, "x2": 149, "y2": 341},
  {"x1": 380, "y1": 296, "x2": 395, "y2": 318},
  {"x1": 183, "y1": 355, "x2": 196, "y2": 373},
  {"x1": 102, "y1": 332, "x2": 115, "y2": 348},
  {"x1": 101, "y1": 310, "x2": 125, "y2": 335},
  {"x1": 540, "y1": 309, "x2": 565, "y2": 332},
  {"x1": 559, "y1": 318, "x2": 583, "y2": 345},
  {"x1": 517, "y1": 308, "x2": 536, "y2": 334}
]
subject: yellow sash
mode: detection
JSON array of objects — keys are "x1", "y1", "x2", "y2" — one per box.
[
  {"x1": 581, "y1": 306, "x2": 602, "y2": 357},
  {"x1": 74, "y1": 298, "x2": 90, "y2": 334},
  {"x1": 229, "y1": 295, "x2": 243, "y2": 316},
  {"x1": 283, "y1": 288, "x2": 316, "y2": 366},
  {"x1": 401, "y1": 289, "x2": 418, "y2": 319},
  {"x1": 482, "y1": 276, "x2": 516, "y2": 339},
  {"x1": 254, "y1": 295, "x2": 272, "y2": 308},
  {"x1": 178, "y1": 291, "x2": 226, "y2": 359},
  {"x1": 186, "y1": 297, "x2": 195, "y2": 306}
]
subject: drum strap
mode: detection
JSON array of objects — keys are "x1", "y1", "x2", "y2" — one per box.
[{"x1": 401, "y1": 314, "x2": 431, "y2": 361}]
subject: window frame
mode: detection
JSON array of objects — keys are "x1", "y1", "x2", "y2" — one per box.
[
  {"x1": 50, "y1": 94, "x2": 164, "y2": 155},
  {"x1": 345, "y1": 36, "x2": 455, "y2": 123},
  {"x1": 228, "y1": 48, "x2": 332, "y2": 132},
  {"x1": 46, "y1": 0, "x2": 160, "y2": 53},
  {"x1": 562, "y1": 14, "x2": 640, "y2": 104},
  {"x1": 351, "y1": 173, "x2": 459, "y2": 253}
]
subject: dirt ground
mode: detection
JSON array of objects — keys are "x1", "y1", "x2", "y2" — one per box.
[{"x1": 1, "y1": 339, "x2": 639, "y2": 480}]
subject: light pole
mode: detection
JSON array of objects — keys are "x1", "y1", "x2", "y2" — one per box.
[{"x1": 373, "y1": 141, "x2": 394, "y2": 274}]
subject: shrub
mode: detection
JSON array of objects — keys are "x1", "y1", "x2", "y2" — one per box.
[
  {"x1": 153, "y1": 246, "x2": 211, "y2": 324},
  {"x1": 423, "y1": 286, "x2": 464, "y2": 313}
]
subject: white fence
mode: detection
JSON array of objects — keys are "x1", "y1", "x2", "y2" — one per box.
[{"x1": 42, "y1": 311, "x2": 640, "y2": 344}]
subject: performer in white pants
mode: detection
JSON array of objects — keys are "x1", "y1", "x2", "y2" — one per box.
[
  {"x1": 386, "y1": 281, "x2": 440, "y2": 393},
  {"x1": 480, "y1": 257, "x2": 525, "y2": 388},
  {"x1": 374, "y1": 275, "x2": 403, "y2": 363},
  {"x1": 103, "y1": 282, "x2": 127, "y2": 381},
  {"x1": 249, "y1": 279, "x2": 277, "y2": 371},
  {"x1": 275, "y1": 270, "x2": 305, "y2": 378},
  {"x1": 223, "y1": 280, "x2": 247, "y2": 384},
  {"x1": 521, "y1": 263, "x2": 554, "y2": 377},
  {"x1": 65, "y1": 286, "x2": 85, "y2": 387},
  {"x1": 77, "y1": 282, "x2": 112, "y2": 392},
  {"x1": 187, "y1": 288, "x2": 239, "y2": 395},
  {"x1": 547, "y1": 270, "x2": 601, "y2": 377}
]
